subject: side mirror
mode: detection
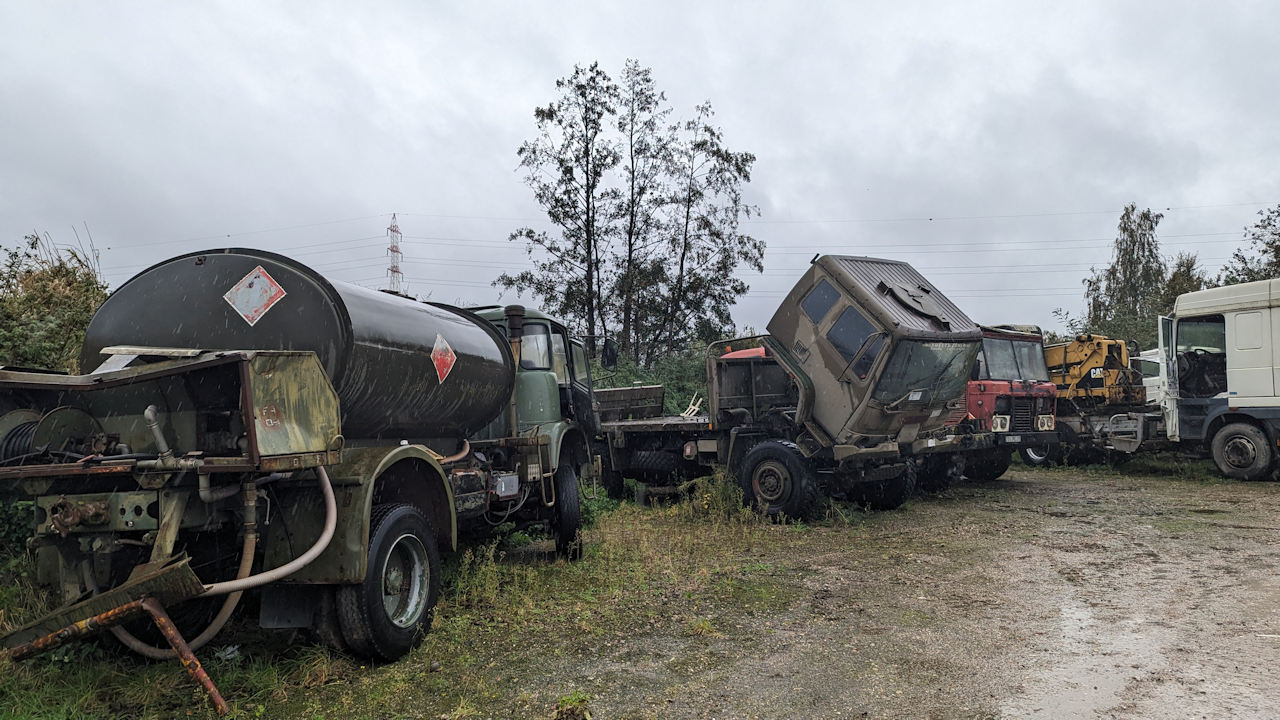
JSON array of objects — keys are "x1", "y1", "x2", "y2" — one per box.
[{"x1": 601, "y1": 338, "x2": 619, "y2": 370}]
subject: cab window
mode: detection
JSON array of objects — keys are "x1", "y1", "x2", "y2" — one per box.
[
  {"x1": 801, "y1": 279, "x2": 840, "y2": 324},
  {"x1": 521, "y1": 323, "x2": 552, "y2": 370},
  {"x1": 551, "y1": 331, "x2": 570, "y2": 384},
  {"x1": 570, "y1": 341, "x2": 590, "y2": 386},
  {"x1": 826, "y1": 305, "x2": 878, "y2": 363}
]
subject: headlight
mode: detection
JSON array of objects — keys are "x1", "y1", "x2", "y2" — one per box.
[
  {"x1": 1036, "y1": 414, "x2": 1055, "y2": 431},
  {"x1": 992, "y1": 415, "x2": 1010, "y2": 432}
]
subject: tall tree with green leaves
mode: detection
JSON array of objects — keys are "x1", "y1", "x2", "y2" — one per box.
[
  {"x1": 1079, "y1": 203, "x2": 1166, "y2": 351},
  {"x1": 613, "y1": 59, "x2": 672, "y2": 362},
  {"x1": 497, "y1": 62, "x2": 621, "y2": 347},
  {"x1": 644, "y1": 102, "x2": 762, "y2": 365},
  {"x1": 0, "y1": 233, "x2": 107, "y2": 373},
  {"x1": 1218, "y1": 204, "x2": 1280, "y2": 285},
  {"x1": 1159, "y1": 251, "x2": 1209, "y2": 314},
  {"x1": 503, "y1": 62, "x2": 763, "y2": 365}
]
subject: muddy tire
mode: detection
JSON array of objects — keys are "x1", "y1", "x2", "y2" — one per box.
[
  {"x1": 337, "y1": 503, "x2": 441, "y2": 662},
  {"x1": 1211, "y1": 422, "x2": 1273, "y2": 481},
  {"x1": 967, "y1": 449, "x2": 1011, "y2": 482},
  {"x1": 855, "y1": 460, "x2": 918, "y2": 511},
  {"x1": 554, "y1": 461, "x2": 584, "y2": 559},
  {"x1": 739, "y1": 440, "x2": 820, "y2": 520}
]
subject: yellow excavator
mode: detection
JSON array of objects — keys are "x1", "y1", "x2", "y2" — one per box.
[{"x1": 1021, "y1": 334, "x2": 1150, "y2": 465}]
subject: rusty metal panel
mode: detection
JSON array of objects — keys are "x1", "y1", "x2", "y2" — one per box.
[
  {"x1": 244, "y1": 352, "x2": 341, "y2": 459},
  {"x1": 1, "y1": 554, "x2": 205, "y2": 650}
]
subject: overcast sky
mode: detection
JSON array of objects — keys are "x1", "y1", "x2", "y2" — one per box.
[{"x1": 2, "y1": 2, "x2": 1274, "y2": 337}]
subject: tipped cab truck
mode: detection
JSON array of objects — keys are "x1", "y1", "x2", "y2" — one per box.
[{"x1": 599, "y1": 255, "x2": 986, "y2": 518}]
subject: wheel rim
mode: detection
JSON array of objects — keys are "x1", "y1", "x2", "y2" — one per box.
[
  {"x1": 380, "y1": 532, "x2": 429, "y2": 628},
  {"x1": 1223, "y1": 434, "x2": 1258, "y2": 470},
  {"x1": 752, "y1": 459, "x2": 792, "y2": 504},
  {"x1": 1024, "y1": 446, "x2": 1048, "y2": 463}
]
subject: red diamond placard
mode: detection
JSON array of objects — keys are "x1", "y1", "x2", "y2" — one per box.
[
  {"x1": 223, "y1": 266, "x2": 287, "y2": 326},
  {"x1": 432, "y1": 333, "x2": 457, "y2": 384}
]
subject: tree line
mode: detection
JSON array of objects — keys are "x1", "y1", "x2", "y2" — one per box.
[
  {"x1": 1057, "y1": 202, "x2": 1280, "y2": 351},
  {"x1": 495, "y1": 60, "x2": 763, "y2": 367}
]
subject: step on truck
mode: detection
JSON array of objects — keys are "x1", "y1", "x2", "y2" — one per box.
[
  {"x1": 0, "y1": 249, "x2": 602, "y2": 713},
  {"x1": 599, "y1": 255, "x2": 989, "y2": 518}
]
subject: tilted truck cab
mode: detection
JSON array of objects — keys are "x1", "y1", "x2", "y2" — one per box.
[
  {"x1": 764, "y1": 255, "x2": 982, "y2": 458},
  {"x1": 600, "y1": 255, "x2": 988, "y2": 518}
]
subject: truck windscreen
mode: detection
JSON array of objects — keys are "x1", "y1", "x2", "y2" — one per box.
[
  {"x1": 978, "y1": 338, "x2": 1049, "y2": 381},
  {"x1": 872, "y1": 340, "x2": 979, "y2": 405}
]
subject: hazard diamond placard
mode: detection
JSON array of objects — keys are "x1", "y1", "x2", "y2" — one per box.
[
  {"x1": 432, "y1": 333, "x2": 457, "y2": 384},
  {"x1": 223, "y1": 266, "x2": 287, "y2": 326}
]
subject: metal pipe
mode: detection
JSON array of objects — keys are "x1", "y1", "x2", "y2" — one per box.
[
  {"x1": 139, "y1": 597, "x2": 229, "y2": 715},
  {"x1": 440, "y1": 438, "x2": 470, "y2": 465},
  {"x1": 504, "y1": 304, "x2": 525, "y2": 437},
  {"x1": 198, "y1": 472, "x2": 240, "y2": 503},
  {"x1": 143, "y1": 405, "x2": 173, "y2": 463},
  {"x1": 201, "y1": 465, "x2": 336, "y2": 597},
  {"x1": 109, "y1": 482, "x2": 259, "y2": 658}
]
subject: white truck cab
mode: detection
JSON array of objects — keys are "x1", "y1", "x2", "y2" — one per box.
[{"x1": 1159, "y1": 279, "x2": 1280, "y2": 479}]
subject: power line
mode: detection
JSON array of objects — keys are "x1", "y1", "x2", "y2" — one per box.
[{"x1": 745, "y1": 201, "x2": 1278, "y2": 225}]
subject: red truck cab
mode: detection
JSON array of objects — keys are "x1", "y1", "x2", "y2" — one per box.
[{"x1": 968, "y1": 325, "x2": 1057, "y2": 450}]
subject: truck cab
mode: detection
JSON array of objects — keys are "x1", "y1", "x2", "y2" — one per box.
[
  {"x1": 968, "y1": 325, "x2": 1057, "y2": 448},
  {"x1": 1159, "y1": 279, "x2": 1280, "y2": 480},
  {"x1": 470, "y1": 306, "x2": 601, "y2": 489},
  {"x1": 765, "y1": 255, "x2": 982, "y2": 459}
]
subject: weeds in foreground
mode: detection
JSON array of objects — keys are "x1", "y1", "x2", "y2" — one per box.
[{"x1": 553, "y1": 690, "x2": 592, "y2": 720}]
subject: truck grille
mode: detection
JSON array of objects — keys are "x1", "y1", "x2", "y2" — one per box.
[{"x1": 1012, "y1": 398, "x2": 1035, "y2": 432}]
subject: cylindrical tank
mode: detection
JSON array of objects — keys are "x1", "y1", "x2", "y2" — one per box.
[{"x1": 81, "y1": 248, "x2": 515, "y2": 441}]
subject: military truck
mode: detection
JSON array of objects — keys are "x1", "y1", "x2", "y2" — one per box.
[
  {"x1": 598, "y1": 255, "x2": 986, "y2": 518},
  {"x1": 0, "y1": 249, "x2": 601, "y2": 712}
]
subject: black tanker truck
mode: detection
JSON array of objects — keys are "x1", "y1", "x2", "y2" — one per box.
[
  {"x1": 598, "y1": 255, "x2": 988, "y2": 518},
  {"x1": 0, "y1": 249, "x2": 603, "y2": 713}
]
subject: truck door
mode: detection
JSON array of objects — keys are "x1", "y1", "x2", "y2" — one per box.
[
  {"x1": 1160, "y1": 315, "x2": 1179, "y2": 441},
  {"x1": 789, "y1": 277, "x2": 883, "y2": 442},
  {"x1": 568, "y1": 338, "x2": 601, "y2": 436},
  {"x1": 1227, "y1": 310, "x2": 1272, "y2": 400}
]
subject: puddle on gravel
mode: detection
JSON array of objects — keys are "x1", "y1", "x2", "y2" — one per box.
[{"x1": 1002, "y1": 596, "x2": 1164, "y2": 719}]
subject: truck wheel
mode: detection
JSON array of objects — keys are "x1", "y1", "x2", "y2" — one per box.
[
  {"x1": 1212, "y1": 423, "x2": 1274, "y2": 481},
  {"x1": 1019, "y1": 445, "x2": 1054, "y2": 468},
  {"x1": 916, "y1": 455, "x2": 954, "y2": 492},
  {"x1": 337, "y1": 503, "x2": 441, "y2": 662},
  {"x1": 312, "y1": 587, "x2": 350, "y2": 654},
  {"x1": 967, "y1": 449, "x2": 1011, "y2": 482},
  {"x1": 855, "y1": 460, "x2": 918, "y2": 511},
  {"x1": 739, "y1": 440, "x2": 820, "y2": 520},
  {"x1": 554, "y1": 461, "x2": 584, "y2": 559}
]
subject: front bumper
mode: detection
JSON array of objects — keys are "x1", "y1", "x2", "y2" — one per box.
[{"x1": 993, "y1": 430, "x2": 1059, "y2": 447}]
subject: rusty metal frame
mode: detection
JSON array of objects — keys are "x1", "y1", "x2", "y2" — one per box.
[{"x1": 7, "y1": 595, "x2": 229, "y2": 715}]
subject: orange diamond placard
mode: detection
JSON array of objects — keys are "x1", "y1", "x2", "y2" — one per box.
[
  {"x1": 223, "y1": 266, "x2": 287, "y2": 326},
  {"x1": 432, "y1": 333, "x2": 457, "y2": 384}
]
